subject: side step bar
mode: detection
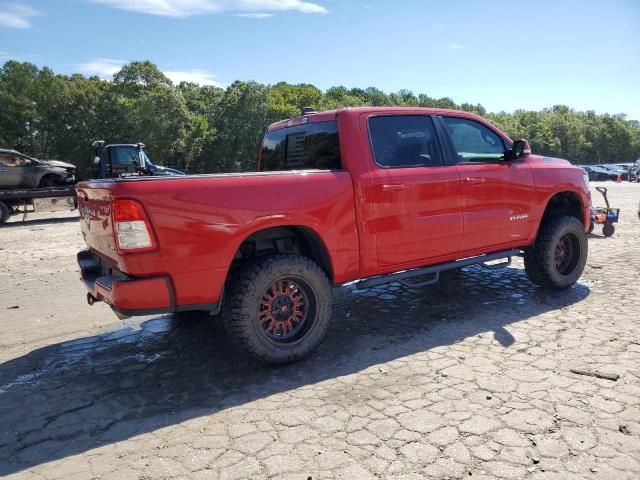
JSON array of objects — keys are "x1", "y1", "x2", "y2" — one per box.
[{"x1": 355, "y1": 249, "x2": 522, "y2": 290}]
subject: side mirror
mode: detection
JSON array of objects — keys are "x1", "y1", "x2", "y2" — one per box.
[{"x1": 505, "y1": 139, "x2": 531, "y2": 161}]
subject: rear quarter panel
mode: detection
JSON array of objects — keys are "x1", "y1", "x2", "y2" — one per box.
[{"x1": 81, "y1": 171, "x2": 359, "y2": 306}]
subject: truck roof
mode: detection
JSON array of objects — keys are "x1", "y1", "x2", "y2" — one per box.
[{"x1": 266, "y1": 107, "x2": 489, "y2": 132}]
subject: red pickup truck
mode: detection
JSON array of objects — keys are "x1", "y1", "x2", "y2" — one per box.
[{"x1": 77, "y1": 107, "x2": 591, "y2": 363}]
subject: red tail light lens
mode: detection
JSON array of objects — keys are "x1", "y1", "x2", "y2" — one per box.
[{"x1": 112, "y1": 199, "x2": 157, "y2": 252}]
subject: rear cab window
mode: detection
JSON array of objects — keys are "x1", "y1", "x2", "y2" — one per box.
[{"x1": 259, "y1": 120, "x2": 341, "y2": 171}]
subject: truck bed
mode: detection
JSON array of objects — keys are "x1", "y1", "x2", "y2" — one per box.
[{"x1": 77, "y1": 169, "x2": 360, "y2": 308}]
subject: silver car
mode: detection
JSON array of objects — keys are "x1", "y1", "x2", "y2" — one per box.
[{"x1": 0, "y1": 149, "x2": 76, "y2": 188}]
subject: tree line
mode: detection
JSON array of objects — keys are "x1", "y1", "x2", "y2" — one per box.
[{"x1": 1, "y1": 60, "x2": 639, "y2": 177}]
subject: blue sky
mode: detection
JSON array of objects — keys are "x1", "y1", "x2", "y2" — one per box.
[{"x1": 1, "y1": 0, "x2": 639, "y2": 120}]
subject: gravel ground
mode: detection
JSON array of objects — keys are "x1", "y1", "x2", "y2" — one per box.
[{"x1": 0, "y1": 181, "x2": 639, "y2": 479}]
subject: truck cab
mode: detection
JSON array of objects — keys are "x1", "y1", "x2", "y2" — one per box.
[{"x1": 92, "y1": 142, "x2": 184, "y2": 179}]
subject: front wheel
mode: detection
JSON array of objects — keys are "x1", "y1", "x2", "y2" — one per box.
[
  {"x1": 524, "y1": 216, "x2": 588, "y2": 290},
  {"x1": 223, "y1": 254, "x2": 332, "y2": 364}
]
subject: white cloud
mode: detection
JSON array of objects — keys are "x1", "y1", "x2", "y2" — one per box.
[
  {"x1": 78, "y1": 58, "x2": 126, "y2": 78},
  {"x1": 164, "y1": 69, "x2": 223, "y2": 86},
  {"x1": 78, "y1": 59, "x2": 223, "y2": 87},
  {"x1": 92, "y1": 0, "x2": 328, "y2": 17},
  {"x1": 448, "y1": 44, "x2": 464, "y2": 49},
  {"x1": 0, "y1": 4, "x2": 40, "y2": 28},
  {"x1": 235, "y1": 12, "x2": 273, "y2": 18}
]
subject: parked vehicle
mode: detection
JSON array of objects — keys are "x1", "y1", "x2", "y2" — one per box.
[
  {"x1": 92, "y1": 142, "x2": 184, "y2": 179},
  {"x1": 580, "y1": 165, "x2": 608, "y2": 181},
  {"x1": 600, "y1": 164, "x2": 627, "y2": 181},
  {"x1": 0, "y1": 149, "x2": 76, "y2": 188},
  {"x1": 77, "y1": 107, "x2": 591, "y2": 363},
  {"x1": 629, "y1": 160, "x2": 640, "y2": 182}
]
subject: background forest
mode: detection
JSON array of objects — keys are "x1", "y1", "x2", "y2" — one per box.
[{"x1": 2, "y1": 60, "x2": 639, "y2": 177}]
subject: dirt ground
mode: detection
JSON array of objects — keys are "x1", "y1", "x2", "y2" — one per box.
[{"x1": 1, "y1": 182, "x2": 639, "y2": 479}]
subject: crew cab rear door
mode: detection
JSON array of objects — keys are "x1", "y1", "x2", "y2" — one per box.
[
  {"x1": 361, "y1": 114, "x2": 463, "y2": 268},
  {"x1": 436, "y1": 115, "x2": 534, "y2": 253}
]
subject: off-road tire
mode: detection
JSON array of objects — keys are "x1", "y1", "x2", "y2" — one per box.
[
  {"x1": 223, "y1": 254, "x2": 332, "y2": 364},
  {"x1": 0, "y1": 201, "x2": 10, "y2": 224},
  {"x1": 524, "y1": 216, "x2": 587, "y2": 290}
]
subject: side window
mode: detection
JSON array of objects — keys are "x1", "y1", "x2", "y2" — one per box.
[
  {"x1": 442, "y1": 117, "x2": 506, "y2": 163},
  {"x1": 0, "y1": 154, "x2": 22, "y2": 167},
  {"x1": 260, "y1": 121, "x2": 341, "y2": 171},
  {"x1": 260, "y1": 129, "x2": 286, "y2": 170},
  {"x1": 368, "y1": 115, "x2": 443, "y2": 168}
]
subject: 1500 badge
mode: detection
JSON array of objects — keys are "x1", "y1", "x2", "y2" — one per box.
[{"x1": 509, "y1": 214, "x2": 529, "y2": 221}]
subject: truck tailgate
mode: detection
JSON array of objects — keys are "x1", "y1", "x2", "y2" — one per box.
[{"x1": 76, "y1": 185, "x2": 118, "y2": 264}]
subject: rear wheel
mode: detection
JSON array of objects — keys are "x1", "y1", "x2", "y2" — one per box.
[
  {"x1": 223, "y1": 254, "x2": 332, "y2": 364},
  {"x1": 0, "y1": 201, "x2": 10, "y2": 224},
  {"x1": 524, "y1": 216, "x2": 587, "y2": 290}
]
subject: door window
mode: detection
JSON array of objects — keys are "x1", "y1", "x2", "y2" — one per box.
[
  {"x1": 368, "y1": 115, "x2": 443, "y2": 168},
  {"x1": 0, "y1": 153, "x2": 24, "y2": 167},
  {"x1": 442, "y1": 117, "x2": 506, "y2": 163}
]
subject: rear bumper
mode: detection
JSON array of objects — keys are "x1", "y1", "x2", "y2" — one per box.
[{"x1": 77, "y1": 250, "x2": 219, "y2": 317}]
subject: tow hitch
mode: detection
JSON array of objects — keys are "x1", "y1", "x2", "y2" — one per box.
[{"x1": 87, "y1": 293, "x2": 101, "y2": 306}]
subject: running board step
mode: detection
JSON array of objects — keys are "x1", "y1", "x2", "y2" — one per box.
[{"x1": 355, "y1": 249, "x2": 521, "y2": 290}]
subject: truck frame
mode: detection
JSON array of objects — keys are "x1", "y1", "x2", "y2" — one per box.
[{"x1": 0, "y1": 186, "x2": 77, "y2": 224}]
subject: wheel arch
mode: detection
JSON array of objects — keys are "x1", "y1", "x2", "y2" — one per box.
[
  {"x1": 535, "y1": 190, "x2": 587, "y2": 238},
  {"x1": 227, "y1": 224, "x2": 334, "y2": 282},
  {"x1": 37, "y1": 172, "x2": 59, "y2": 187}
]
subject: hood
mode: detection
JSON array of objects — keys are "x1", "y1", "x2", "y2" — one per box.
[
  {"x1": 540, "y1": 156, "x2": 572, "y2": 166},
  {"x1": 42, "y1": 159, "x2": 77, "y2": 169}
]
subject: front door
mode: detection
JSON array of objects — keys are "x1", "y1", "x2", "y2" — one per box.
[
  {"x1": 363, "y1": 115, "x2": 463, "y2": 268},
  {"x1": 438, "y1": 115, "x2": 535, "y2": 253}
]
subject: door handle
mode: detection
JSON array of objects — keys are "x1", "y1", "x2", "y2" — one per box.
[
  {"x1": 464, "y1": 177, "x2": 486, "y2": 184},
  {"x1": 381, "y1": 184, "x2": 407, "y2": 191}
]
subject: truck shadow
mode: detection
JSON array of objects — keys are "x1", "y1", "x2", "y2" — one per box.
[{"x1": 0, "y1": 264, "x2": 590, "y2": 474}]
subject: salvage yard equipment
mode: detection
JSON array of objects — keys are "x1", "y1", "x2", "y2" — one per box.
[{"x1": 589, "y1": 186, "x2": 619, "y2": 237}]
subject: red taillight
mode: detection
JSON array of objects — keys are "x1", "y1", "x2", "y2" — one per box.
[
  {"x1": 112, "y1": 199, "x2": 157, "y2": 252},
  {"x1": 113, "y1": 199, "x2": 146, "y2": 221}
]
